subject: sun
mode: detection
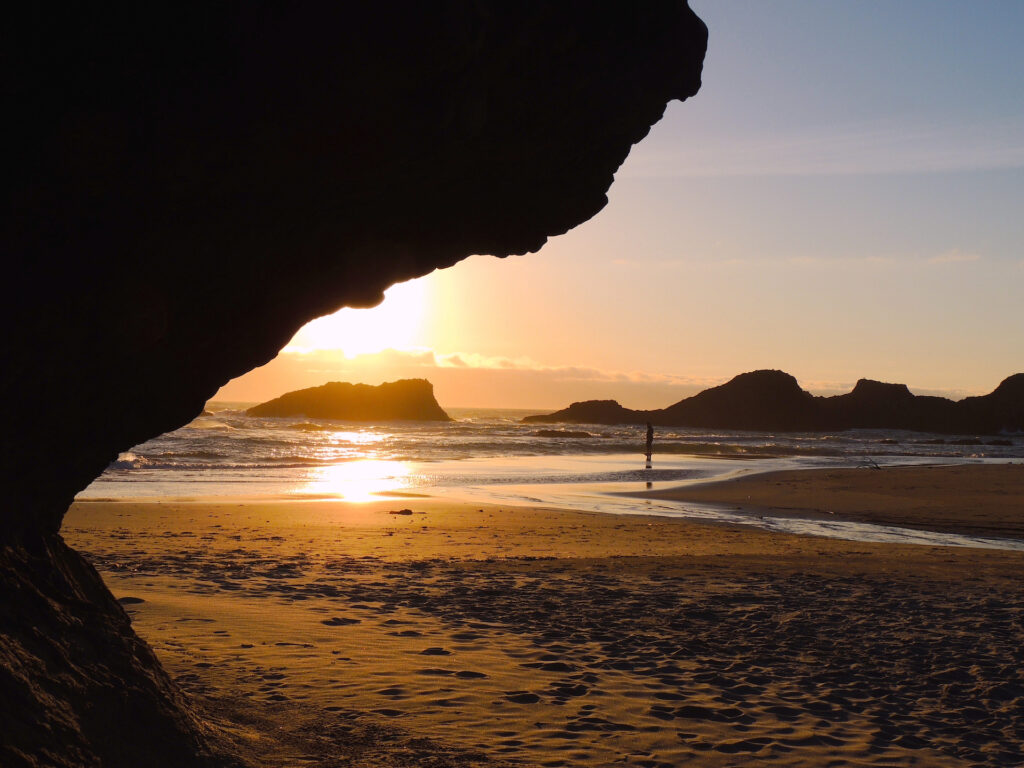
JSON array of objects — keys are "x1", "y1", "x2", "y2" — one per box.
[{"x1": 285, "y1": 278, "x2": 428, "y2": 356}]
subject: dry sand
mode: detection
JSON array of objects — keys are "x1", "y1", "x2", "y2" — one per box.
[{"x1": 62, "y1": 465, "x2": 1024, "y2": 767}]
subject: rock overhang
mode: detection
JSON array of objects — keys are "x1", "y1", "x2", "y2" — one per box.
[
  {"x1": 6, "y1": 2, "x2": 708, "y2": 538},
  {"x1": 2, "y1": 5, "x2": 708, "y2": 763}
]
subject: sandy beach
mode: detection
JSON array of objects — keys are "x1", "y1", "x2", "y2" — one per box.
[
  {"x1": 636, "y1": 463, "x2": 1024, "y2": 540},
  {"x1": 62, "y1": 464, "x2": 1024, "y2": 767}
]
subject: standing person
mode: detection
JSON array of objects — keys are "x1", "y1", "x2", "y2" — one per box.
[{"x1": 645, "y1": 422, "x2": 654, "y2": 469}]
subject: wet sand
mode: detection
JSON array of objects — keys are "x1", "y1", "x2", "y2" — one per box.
[
  {"x1": 62, "y1": 480, "x2": 1024, "y2": 767},
  {"x1": 635, "y1": 463, "x2": 1024, "y2": 540}
]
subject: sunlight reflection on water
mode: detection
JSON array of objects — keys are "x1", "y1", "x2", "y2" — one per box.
[
  {"x1": 326, "y1": 430, "x2": 384, "y2": 446},
  {"x1": 301, "y1": 459, "x2": 413, "y2": 502}
]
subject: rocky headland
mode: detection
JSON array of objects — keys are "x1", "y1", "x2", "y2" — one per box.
[
  {"x1": 524, "y1": 370, "x2": 1024, "y2": 434},
  {"x1": 247, "y1": 379, "x2": 451, "y2": 422}
]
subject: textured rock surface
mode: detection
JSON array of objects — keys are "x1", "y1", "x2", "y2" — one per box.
[
  {"x1": 525, "y1": 370, "x2": 1024, "y2": 433},
  {"x1": 247, "y1": 379, "x2": 451, "y2": 421},
  {"x1": 3, "y1": 2, "x2": 707, "y2": 765},
  {"x1": 0, "y1": 540, "x2": 227, "y2": 768}
]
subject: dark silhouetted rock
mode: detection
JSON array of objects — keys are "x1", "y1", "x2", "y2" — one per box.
[
  {"x1": 247, "y1": 379, "x2": 450, "y2": 422},
  {"x1": 525, "y1": 369, "x2": 1024, "y2": 434},
  {"x1": 525, "y1": 400, "x2": 644, "y2": 425},
  {"x1": 958, "y1": 373, "x2": 1024, "y2": 434},
  {"x1": 525, "y1": 370, "x2": 816, "y2": 430},
  {"x1": 4, "y1": 3, "x2": 707, "y2": 765},
  {"x1": 0, "y1": 539, "x2": 224, "y2": 768},
  {"x1": 655, "y1": 370, "x2": 817, "y2": 430}
]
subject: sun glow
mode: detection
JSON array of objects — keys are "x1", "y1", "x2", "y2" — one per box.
[
  {"x1": 303, "y1": 459, "x2": 414, "y2": 502},
  {"x1": 286, "y1": 279, "x2": 428, "y2": 357}
]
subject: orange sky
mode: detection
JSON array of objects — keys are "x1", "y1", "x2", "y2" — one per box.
[{"x1": 212, "y1": 248, "x2": 1015, "y2": 409}]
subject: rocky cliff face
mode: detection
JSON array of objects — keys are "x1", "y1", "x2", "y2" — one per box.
[
  {"x1": 3, "y1": 3, "x2": 707, "y2": 765},
  {"x1": 525, "y1": 370, "x2": 1024, "y2": 434},
  {"x1": 247, "y1": 379, "x2": 451, "y2": 421}
]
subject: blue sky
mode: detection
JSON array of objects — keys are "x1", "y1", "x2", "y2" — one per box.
[{"x1": 640, "y1": 0, "x2": 1024, "y2": 176}]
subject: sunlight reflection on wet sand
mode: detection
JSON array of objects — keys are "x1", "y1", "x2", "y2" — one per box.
[{"x1": 302, "y1": 459, "x2": 414, "y2": 502}]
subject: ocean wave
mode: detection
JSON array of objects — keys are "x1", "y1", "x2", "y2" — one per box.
[
  {"x1": 110, "y1": 452, "x2": 151, "y2": 470},
  {"x1": 105, "y1": 455, "x2": 344, "y2": 472},
  {"x1": 97, "y1": 414, "x2": 1024, "y2": 494},
  {"x1": 283, "y1": 421, "x2": 335, "y2": 431}
]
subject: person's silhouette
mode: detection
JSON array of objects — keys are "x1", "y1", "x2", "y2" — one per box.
[{"x1": 645, "y1": 422, "x2": 654, "y2": 469}]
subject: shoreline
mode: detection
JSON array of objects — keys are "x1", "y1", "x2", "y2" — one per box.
[
  {"x1": 628, "y1": 462, "x2": 1024, "y2": 541},
  {"x1": 76, "y1": 460, "x2": 1024, "y2": 550}
]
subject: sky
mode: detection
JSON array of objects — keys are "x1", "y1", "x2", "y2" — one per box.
[{"x1": 217, "y1": 0, "x2": 1023, "y2": 409}]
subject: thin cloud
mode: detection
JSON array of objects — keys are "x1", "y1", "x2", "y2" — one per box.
[
  {"x1": 928, "y1": 250, "x2": 982, "y2": 264},
  {"x1": 786, "y1": 255, "x2": 896, "y2": 267},
  {"x1": 280, "y1": 347, "x2": 723, "y2": 389}
]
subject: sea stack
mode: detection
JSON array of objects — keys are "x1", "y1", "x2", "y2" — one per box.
[{"x1": 247, "y1": 379, "x2": 451, "y2": 421}]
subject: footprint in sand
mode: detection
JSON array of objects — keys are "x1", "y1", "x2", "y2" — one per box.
[
  {"x1": 118, "y1": 596, "x2": 145, "y2": 605},
  {"x1": 523, "y1": 660, "x2": 575, "y2": 673},
  {"x1": 549, "y1": 682, "x2": 588, "y2": 698},
  {"x1": 648, "y1": 705, "x2": 676, "y2": 721},
  {"x1": 321, "y1": 616, "x2": 361, "y2": 626},
  {"x1": 714, "y1": 737, "x2": 773, "y2": 754},
  {"x1": 419, "y1": 647, "x2": 451, "y2": 656},
  {"x1": 504, "y1": 691, "x2": 541, "y2": 704}
]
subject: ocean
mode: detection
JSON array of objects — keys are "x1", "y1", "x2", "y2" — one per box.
[{"x1": 79, "y1": 405, "x2": 1024, "y2": 550}]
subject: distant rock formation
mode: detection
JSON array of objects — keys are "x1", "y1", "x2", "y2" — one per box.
[
  {"x1": 524, "y1": 370, "x2": 1024, "y2": 434},
  {"x1": 658, "y1": 370, "x2": 817, "y2": 431},
  {"x1": 247, "y1": 379, "x2": 451, "y2": 421},
  {"x1": 534, "y1": 401, "x2": 643, "y2": 426}
]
